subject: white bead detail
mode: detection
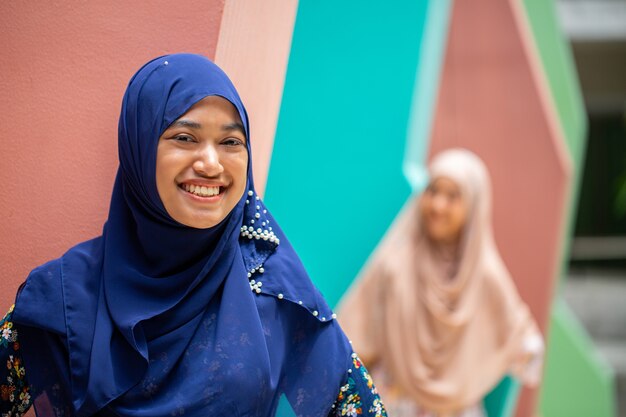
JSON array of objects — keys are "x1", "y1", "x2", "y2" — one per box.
[
  {"x1": 246, "y1": 200, "x2": 249, "y2": 204},
  {"x1": 248, "y1": 190, "x2": 254, "y2": 196},
  {"x1": 331, "y1": 313, "x2": 337, "y2": 319},
  {"x1": 278, "y1": 293, "x2": 284, "y2": 299},
  {"x1": 255, "y1": 213, "x2": 260, "y2": 219},
  {"x1": 312, "y1": 310, "x2": 319, "y2": 317},
  {"x1": 249, "y1": 279, "x2": 262, "y2": 294},
  {"x1": 240, "y1": 225, "x2": 280, "y2": 245},
  {"x1": 164, "y1": 61, "x2": 169, "y2": 65},
  {"x1": 298, "y1": 301, "x2": 303, "y2": 305}
]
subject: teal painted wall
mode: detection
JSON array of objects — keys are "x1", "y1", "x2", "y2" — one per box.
[
  {"x1": 265, "y1": 1, "x2": 451, "y2": 414},
  {"x1": 265, "y1": 0, "x2": 446, "y2": 307},
  {"x1": 265, "y1": 0, "x2": 427, "y2": 305}
]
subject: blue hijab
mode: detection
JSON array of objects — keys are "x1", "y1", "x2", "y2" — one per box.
[{"x1": 13, "y1": 53, "x2": 351, "y2": 417}]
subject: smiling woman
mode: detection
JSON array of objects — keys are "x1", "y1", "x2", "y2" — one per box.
[
  {"x1": 156, "y1": 96, "x2": 249, "y2": 229},
  {"x1": 0, "y1": 54, "x2": 387, "y2": 417}
]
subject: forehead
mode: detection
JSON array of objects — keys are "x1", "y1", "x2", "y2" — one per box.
[
  {"x1": 429, "y1": 176, "x2": 461, "y2": 192},
  {"x1": 179, "y1": 96, "x2": 242, "y2": 121}
]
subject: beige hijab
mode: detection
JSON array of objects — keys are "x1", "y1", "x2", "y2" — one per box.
[{"x1": 337, "y1": 149, "x2": 539, "y2": 413}]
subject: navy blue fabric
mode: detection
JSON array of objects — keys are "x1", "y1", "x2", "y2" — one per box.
[{"x1": 12, "y1": 54, "x2": 351, "y2": 417}]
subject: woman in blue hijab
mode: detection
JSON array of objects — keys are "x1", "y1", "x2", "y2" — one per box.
[{"x1": 0, "y1": 54, "x2": 386, "y2": 417}]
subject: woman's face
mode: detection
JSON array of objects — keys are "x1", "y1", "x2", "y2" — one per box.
[
  {"x1": 420, "y1": 177, "x2": 468, "y2": 245},
  {"x1": 156, "y1": 96, "x2": 248, "y2": 229}
]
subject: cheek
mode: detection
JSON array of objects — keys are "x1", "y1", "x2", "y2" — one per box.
[
  {"x1": 450, "y1": 205, "x2": 467, "y2": 231},
  {"x1": 155, "y1": 154, "x2": 171, "y2": 198},
  {"x1": 419, "y1": 197, "x2": 433, "y2": 217},
  {"x1": 226, "y1": 153, "x2": 249, "y2": 194},
  {"x1": 155, "y1": 153, "x2": 181, "y2": 194}
]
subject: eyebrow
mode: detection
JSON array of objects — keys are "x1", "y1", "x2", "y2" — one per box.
[
  {"x1": 170, "y1": 119, "x2": 202, "y2": 129},
  {"x1": 222, "y1": 122, "x2": 246, "y2": 136},
  {"x1": 169, "y1": 119, "x2": 246, "y2": 137}
]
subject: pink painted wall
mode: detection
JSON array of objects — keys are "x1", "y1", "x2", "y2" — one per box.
[
  {"x1": 215, "y1": 0, "x2": 298, "y2": 196},
  {"x1": 1, "y1": 0, "x2": 296, "y2": 411},
  {"x1": 428, "y1": 0, "x2": 572, "y2": 415},
  {"x1": 0, "y1": 1, "x2": 227, "y2": 311}
]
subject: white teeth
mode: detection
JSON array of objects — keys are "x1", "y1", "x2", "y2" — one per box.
[{"x1": 183, "y1": 184, "x2": 220, "y2": 197}]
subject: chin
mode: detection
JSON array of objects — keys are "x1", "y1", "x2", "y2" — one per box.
[
  {"x1": 426, "y1": 230, "x2": 451, "y2": 243},
  {"x1": 175, "y1": 213, "x2": 223, "y2": 229},
  {"x1": 189, "y1": 219, "x2": 222, "y2": 229}
]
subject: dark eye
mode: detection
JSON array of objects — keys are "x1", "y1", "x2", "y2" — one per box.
[
  {"x1": 172, "y1": 135, "x2": 196, "y2": 143},
  {"x1": 222, "y1": 138, "x2": 245, "y2": 147}
]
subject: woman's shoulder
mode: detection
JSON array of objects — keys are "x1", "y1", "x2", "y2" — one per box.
[
  {"x1": 24, "y1": 236, "x2": 103, "y2": 283},
  {"x1": 13, "y1": 237, "x2": 103, "y2": 333}
]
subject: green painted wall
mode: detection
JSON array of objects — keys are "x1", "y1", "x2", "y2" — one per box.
[
  {"x1": 521, "y1": 1, "x2": 616, "y2": 416},
  {"x1": 522, "y1": 0, "x2": 587, "y2": 285},
  {"x1": 540, "y1": 300, "x2": 616, "y2": 417}
]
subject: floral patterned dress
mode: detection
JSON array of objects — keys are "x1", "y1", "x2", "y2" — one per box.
[
  {"x1": 0, "y1": 306, "x2": 31, "y2": 417},
  {"x1": 0, "y1": 306, "x2": 385, "y2": 417}
]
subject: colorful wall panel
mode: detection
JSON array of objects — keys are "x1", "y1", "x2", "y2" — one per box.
[
  {"x1": 521, "y1": 1, "x2": 616, "y2": 416},
  {"x1": 540, "y1": 300, "x2": 616, "y2": 417},
  {"x1": 215, "y1": 0, "x2": 298, "y2": 195}
]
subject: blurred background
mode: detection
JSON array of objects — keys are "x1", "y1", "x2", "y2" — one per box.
[
  {"x1": 560, "y1": 0, "x2": 626, "y2": 415},
  {"x1": 0, "y1": 1, "x2": 624, "y2": 416}
]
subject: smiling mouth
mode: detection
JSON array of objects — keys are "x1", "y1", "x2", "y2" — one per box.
[{"x1": 181, "y1": 183, "x2": 223, "y2": 198}]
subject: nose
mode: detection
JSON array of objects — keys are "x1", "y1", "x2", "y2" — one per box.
[
  {"x1": 432, "y1": 193, "x2": 448, "y2": 212},
  {"x1": 192, "y1": 143, "x2": 224, "y2": 177}
]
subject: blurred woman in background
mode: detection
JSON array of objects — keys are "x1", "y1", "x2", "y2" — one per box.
[{"x1": 338, "y1": 149, "x2": 543, "y2": 417}]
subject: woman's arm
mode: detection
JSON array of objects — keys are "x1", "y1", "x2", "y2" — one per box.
[
  {"x1": 0, "y1": 305, "x2": 33, "y2": 416},
  {"x1": 328, "y1": 353, "x2": 387, "y2": 417},
  {"x1": 510, "y1": 326, "x2": 544, "y2": 387}
]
